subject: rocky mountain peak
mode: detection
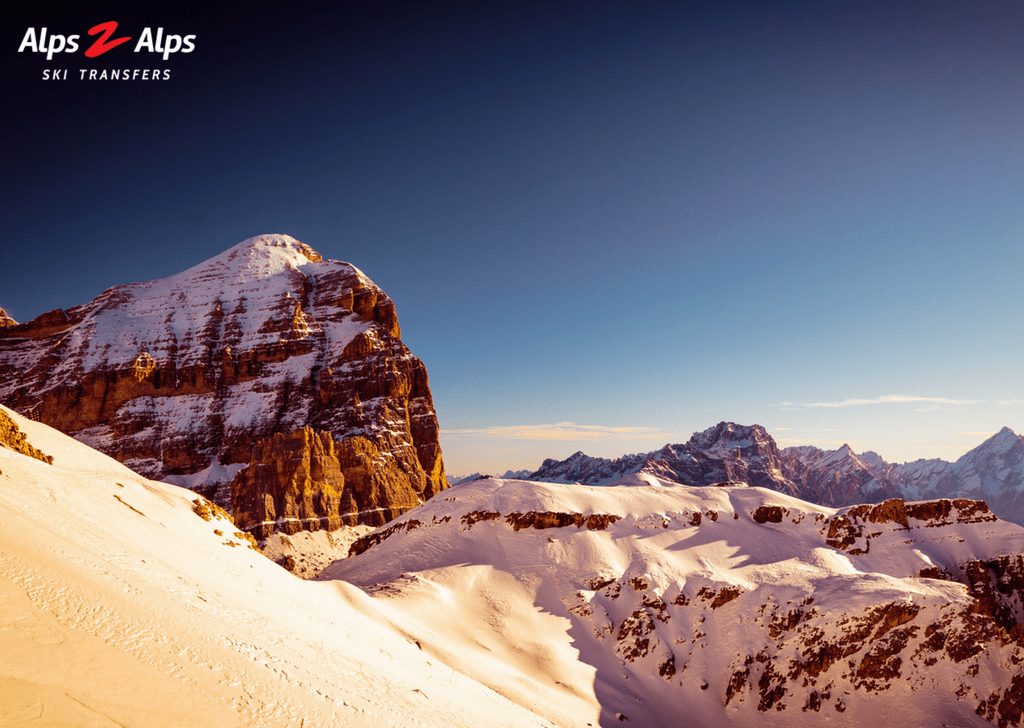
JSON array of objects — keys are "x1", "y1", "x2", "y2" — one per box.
[
  {"x1": 686, "y1": 422, "x2": 772, "y2": 455},
  {"x1": 975, "y1": 427, "x2": 1023, "y2": 455},
  {"x1": 858, "y1": 450, "x2": 886, "y2": 468},
  {"x1": 0, "y1": 235, "x2": 446, "y2": 537}
]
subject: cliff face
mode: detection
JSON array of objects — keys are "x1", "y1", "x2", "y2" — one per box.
[{"x1": 0, "y1": 234, "x2": 446, "y2": 535}]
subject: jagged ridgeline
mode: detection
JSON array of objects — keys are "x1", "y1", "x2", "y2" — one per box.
[
  {"x1": 531, "y1": 422, "x2": 1024, "y2": 526},
  {"x1": 0, "y1": 235, "x2": 446, "y2": 538}
]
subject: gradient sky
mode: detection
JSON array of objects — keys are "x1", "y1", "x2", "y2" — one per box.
[{"x1": 3, "y1": 1, "x2": 1022, "y2": 476}]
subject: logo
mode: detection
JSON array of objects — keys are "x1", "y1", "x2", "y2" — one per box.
[{"x1": 18, "y1": 21, "x2": 197, "y2": 80}]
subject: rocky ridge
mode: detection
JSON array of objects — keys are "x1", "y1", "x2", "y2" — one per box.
[
  {"x1": 530, "y1": 422, "x2": 1024, "y2": 525},
  {"x1": 0, "y1": 234, "x2": 446, "y2": 537},
  {"x1": 326, "y1": 476, "x2": 1024, "y2": 727},
  {"x1": 0, "y1": 408, "x2": 52, "y2": 465}
]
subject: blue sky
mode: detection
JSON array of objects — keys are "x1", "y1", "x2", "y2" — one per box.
[{"x1": 2, "y1": 1, "x2": 1022, "y2": 475}]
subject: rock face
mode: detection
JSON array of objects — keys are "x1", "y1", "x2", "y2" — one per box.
[
  {"x1": 231, "y1": 428, "x2": 346, "y2": 540},
  {"x1": 530, "y1": 422, "x2": 1024, "y2": 526},
  {"x1": 0, "y1": 408, "x2": 52, "y2": 465},
  {"x1": 0, "y1": 234, "x2": 446, "y2": 536}
]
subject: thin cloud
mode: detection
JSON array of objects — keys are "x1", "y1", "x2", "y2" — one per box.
[
  {"x1": 804, "y1": 395, "x2": 983, "y2": 408},
  {"x1": 441, "y1": 422, "x2": 673, "y2": 442}
]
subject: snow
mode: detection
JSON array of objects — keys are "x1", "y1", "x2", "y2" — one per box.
[
  {"x1": 3, "y1": 405, "x2": 1024, "y2": 727},
  {"x1": 323, "y1": 477, "x2": 1024, "y2": 727},
  {"x1": 161, "y1": 457, "x2": 249, "y2": 490},
  {"x1": 261, "y1": 526, "x2": 374, "y2": 579},
  {"x1": 0, "y1": 406, "x2": 555, "y2": 728}
]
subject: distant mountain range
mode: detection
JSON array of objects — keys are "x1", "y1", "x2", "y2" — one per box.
[
  {"x1": 448, "y1": 469, "x2": 533, "y2": 485},
  {"x1": 526, "y1": 422, "x2": 1024, "y2": 525}
]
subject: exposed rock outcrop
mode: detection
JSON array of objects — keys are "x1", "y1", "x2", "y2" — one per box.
[
  {"x1": 0, "y1": 408, "x2": 52, "y2": 464},
  {"x1": 0, "y1": 235, "x2": 445, "y2": 537}
]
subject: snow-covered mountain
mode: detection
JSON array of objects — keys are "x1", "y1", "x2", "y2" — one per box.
[
  {"x1": 0, "y1": 405, "x2": 549, "y2": 728},
  {"x1": 325, "y1": 474, "x2": 1024, "y2": 727},
  {"x1": 0, "y1": 234, "x2": 446, "y2": 538},
  {"x1": 4, "y1": 404, "x2": 1024, "y2": 727},
  {"x1": 530, "y1": 422, "x2": 1024, "y2": 525}
]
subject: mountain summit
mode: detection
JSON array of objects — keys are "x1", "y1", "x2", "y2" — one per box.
[{"x1": 0, "y1": 234, "x2": 446, "y2": 537}]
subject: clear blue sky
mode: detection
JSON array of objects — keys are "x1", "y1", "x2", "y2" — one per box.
[{"x1": 3, "y1": 1, "x2": 1022, "y2": 475}]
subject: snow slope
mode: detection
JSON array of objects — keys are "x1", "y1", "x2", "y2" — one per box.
[
  {"x1": 5, "y1": 403, "x2": 1023, "y2": 727},
  {"x1": 0, "y1": 406, "x2": 552, "y2": 728},
  {"x1": 323, "y1": 476, "x2": 1024, "y2": 728}
]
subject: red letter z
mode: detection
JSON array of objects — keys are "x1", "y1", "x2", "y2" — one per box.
[{"x1": 85, "y1": 21, "x2": 131, "y2": 58}]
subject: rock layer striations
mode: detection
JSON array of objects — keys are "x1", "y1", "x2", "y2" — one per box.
[{"x1": 0, "y1": 234, "x2": 446, "y2": 536}]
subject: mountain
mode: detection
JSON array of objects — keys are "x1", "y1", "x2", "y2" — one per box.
[
  {"x1": 0, "y1": 234, "x2": 446, "y2": 538},
  {"x1": 0, "y1": 404, "x2": 550, "y2": 728},
  {"x1": 530, "y1": 422, "x2": 1024, "y2": 525},
  {"x1": 4, "y1": 404, "x2": 1024, "y2": 727},
  {"x1": 325, "y1": 474, "x2": 1024, "y2": 727}
]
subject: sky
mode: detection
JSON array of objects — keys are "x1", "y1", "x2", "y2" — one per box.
[{"x1": 2, "y1": 1, "x2": 1022, "y2": 476}]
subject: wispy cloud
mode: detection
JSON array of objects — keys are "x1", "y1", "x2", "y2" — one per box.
[
  {"x1": 441, "y1": 422, "x2": 673, "y2": 442},
  {"x1": 804, "y1": 395, "x2": 982, "y2": 408}
]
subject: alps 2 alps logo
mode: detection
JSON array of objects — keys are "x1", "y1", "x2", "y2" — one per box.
[{"x1": 18, "y1": 22, "x2": 196, "y2": 61}]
